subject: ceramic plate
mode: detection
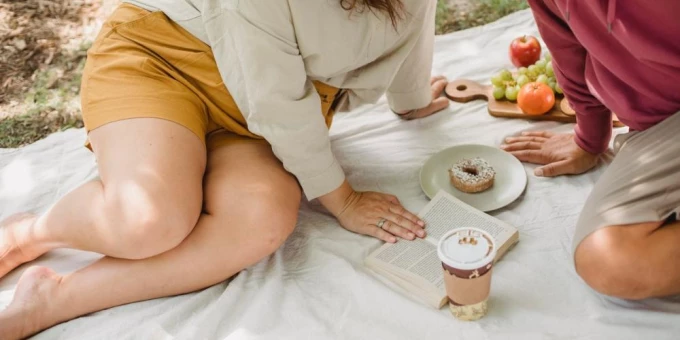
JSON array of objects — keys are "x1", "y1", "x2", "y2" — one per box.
[{"x1": 420, "y1": 144, "x2": 527, "y2": 211}]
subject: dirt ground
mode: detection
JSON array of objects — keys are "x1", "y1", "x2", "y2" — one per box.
[
  {"x1": 0, "y1": 0, "x2": 119, "y2": 147},
  {"x1": 0, "y1": 0, "x2": 110, "y2": 115},
  {"x1": 448, "y1": 0, "x2": 474, "y2": 12}
]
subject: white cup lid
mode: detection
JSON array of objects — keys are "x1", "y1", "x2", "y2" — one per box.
[{"x1": 437, "y1": 228, "x2": 497, "y2": 270}]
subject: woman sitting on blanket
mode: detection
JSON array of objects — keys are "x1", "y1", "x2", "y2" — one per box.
[{"x1": 0, "y1": 0, "x2": 449, "y2": 337}]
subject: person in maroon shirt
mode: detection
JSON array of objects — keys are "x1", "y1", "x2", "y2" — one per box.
[{"x1": 502, "y1": 0, "x2": 680, "y2": 300}]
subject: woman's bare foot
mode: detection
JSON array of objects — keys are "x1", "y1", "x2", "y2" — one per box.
[
  {"x1": 0, "y1": 266, "x2": 64, "y2": 340},
  {"x1": 0, "y1": 213, "x2": 44, "y2": 279}
]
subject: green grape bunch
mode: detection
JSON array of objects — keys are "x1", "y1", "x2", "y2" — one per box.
[{"x1": 490, "y1": 52, "x2": 563, "y2": 101}]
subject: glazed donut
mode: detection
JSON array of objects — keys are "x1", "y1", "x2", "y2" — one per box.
[{"x1": 448, "y1": 158, "x2": 495, "y2": 193}]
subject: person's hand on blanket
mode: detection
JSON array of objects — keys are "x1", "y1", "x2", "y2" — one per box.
[
  {"x1": 394, "y1": 76, "x2": 450, "y2": 120},
  {"x1": 318, "y1": 180, "x2": 426, "y2": 243},
  {"x1": 500, "y1": 131, "x2": 598, "y2": 177}
]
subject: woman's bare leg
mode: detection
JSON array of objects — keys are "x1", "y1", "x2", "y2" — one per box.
[
  {"x1": 0, "y1": 118, "x2": 206, "y2": 278},
  {"x1": 0, "y1": 139, "x2": 301, "y2": 339}
]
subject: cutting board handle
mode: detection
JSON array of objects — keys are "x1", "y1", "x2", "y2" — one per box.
[{"x1": 444, "y1": 79, "x2": 489, "y2": 103}]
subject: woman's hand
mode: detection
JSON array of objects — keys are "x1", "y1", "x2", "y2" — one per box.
[
  {"x1": 396, "y1": 76, "x2": 450, "y2": 120},
  {"x1": 318, "y1": 181, "x2": 426, "y2": 243},
  {"x1": 501, "y1": 131, "x2": 599, "y2": 177}
]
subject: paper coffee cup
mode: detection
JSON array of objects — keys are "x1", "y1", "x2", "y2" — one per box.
[{"x1": 437, "y1": 228, "x2": 497, "y2": 321}]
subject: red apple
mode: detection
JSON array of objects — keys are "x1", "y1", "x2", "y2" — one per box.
[{"x1": 509, "y1": 35, "x2": 542, "y2": 67}]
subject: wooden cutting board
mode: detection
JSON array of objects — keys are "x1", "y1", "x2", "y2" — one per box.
[{"x1": 444, "y1": 79, "x2": 623, "y2": 127}]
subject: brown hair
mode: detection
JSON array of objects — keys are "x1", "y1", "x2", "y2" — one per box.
[{"x1": 340, "y1": 0, "x2": 405, "y2": 28}]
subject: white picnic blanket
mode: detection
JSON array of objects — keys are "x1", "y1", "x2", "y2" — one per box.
[{"x1": 2, "y1": 9, "x2": 679, "y2": 340}]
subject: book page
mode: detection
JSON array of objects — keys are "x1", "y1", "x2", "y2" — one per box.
[
  {"x1": 420, "y1": 191, "x2": 515, "y2": 246},
  {"x1": 369, "y1": 264, "x2": 448, "y2": 309},
  {"x1": 373, "y1": 238, "x2": 445, "y2": 290}
]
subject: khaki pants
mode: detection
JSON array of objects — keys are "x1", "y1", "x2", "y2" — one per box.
[{"x1": 573, "y1": 111, "x2": 680, "y2": 253}]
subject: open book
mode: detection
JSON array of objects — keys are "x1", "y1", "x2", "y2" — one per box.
[{"x1": 365, "y1": 190, "x2": 519, "y2": 309}]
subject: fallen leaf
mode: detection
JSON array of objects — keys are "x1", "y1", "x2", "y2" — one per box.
[
  {"x1": 14, "y1": 39, "x2": 27, "y2": 51},
  {"x1": 44, "y1": 49, "x2": 55, "y2": 65}
]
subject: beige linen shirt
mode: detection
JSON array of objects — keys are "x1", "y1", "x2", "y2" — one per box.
[{"x1": 123, "y1": 0, "x2": 436, "y2": 199}]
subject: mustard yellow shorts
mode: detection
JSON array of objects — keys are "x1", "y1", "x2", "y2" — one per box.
[{"x1": 80, "y1": 4, "x2": 340, "y2": 150}]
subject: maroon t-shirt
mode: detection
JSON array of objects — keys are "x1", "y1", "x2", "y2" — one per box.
[{"x1": 528, "y1": 0, "x2": 680, "y2": 154}]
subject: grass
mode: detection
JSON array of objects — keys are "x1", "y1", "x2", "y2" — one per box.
[
  {"x1": 436, "y1": 0, "x2": 529, "y2": 34},
  {"x1": 0, "y1": 0, "x2": 529, "y2": 148},
  {"x1": 0, "y1": 43, "x2": 88, "y2": 148},
  {"x1": 0, "y1": 110, "x2": 83, "y2": 148}
]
